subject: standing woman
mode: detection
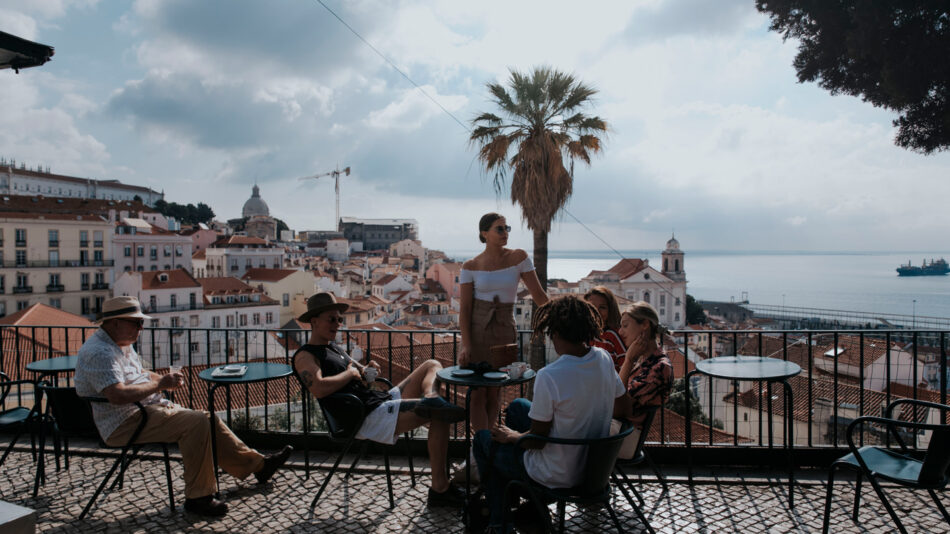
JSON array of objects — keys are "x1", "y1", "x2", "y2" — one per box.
[
  {"x1": 584, "y1": 286, "x2": 626, "y2": 370},
  {"x1": 460, "y1": 212, "x2": 548, "y2": 432}
]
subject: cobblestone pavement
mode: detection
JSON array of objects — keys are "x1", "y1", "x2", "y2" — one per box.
[{"x1": 0, "y1": 443, "x2": 946, "y2": 533}]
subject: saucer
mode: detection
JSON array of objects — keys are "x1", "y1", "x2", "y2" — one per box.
[
  {"x1": 451, "y1": 368, "x2": 475, "y2": 377},
  {"x1": 483, "y1": 371, "x2": 508, "y2": 380}
]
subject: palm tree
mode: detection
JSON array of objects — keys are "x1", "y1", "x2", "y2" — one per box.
[{"x1": 470, "y1": 66, "x2": 608, "y2": 289}]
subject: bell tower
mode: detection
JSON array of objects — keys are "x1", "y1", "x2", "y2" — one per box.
[{"x1": 661, "y1": 233, "x2": 685, "y2": 282}]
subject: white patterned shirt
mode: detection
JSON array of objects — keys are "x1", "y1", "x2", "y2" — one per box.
[{"x1": 74, "y1": 329, "x2": 170, "y2": 440}]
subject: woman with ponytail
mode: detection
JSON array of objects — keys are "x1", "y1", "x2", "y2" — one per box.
[{"x1": 613, "y1": 301, "x2": 674, "y2": 456}]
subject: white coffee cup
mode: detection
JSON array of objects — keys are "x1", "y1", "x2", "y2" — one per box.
[
  {"x1": 509, "y1": 362, "x2": 527, "y2": 379},
  {"x1": 363, "y1": 367, "x2": 378, "y2": 383}
]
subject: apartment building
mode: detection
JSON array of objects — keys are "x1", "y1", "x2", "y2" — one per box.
[
  {"x1": 0, "y1": 162, "x2": 163, "y2": 205},
  {"x1": 201, "y1": 236, "x2": 284, "y2": 279},
  {"x1": 114, "y1": 269, "x2": 280, "y2": 367},
  {"x1": 112, "y1": 218, "x2": 194, "y2": 276},
  {"x1": 0, "y1": 212, "x2": 113, "y2": 319},
  {"x1": 241, "y1": 268, "x2": 316, "y2": 325}
]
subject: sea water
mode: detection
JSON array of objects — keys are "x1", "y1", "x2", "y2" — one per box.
[{"x1": 444, "y1": 250, "x2": 950, "y2": 319}]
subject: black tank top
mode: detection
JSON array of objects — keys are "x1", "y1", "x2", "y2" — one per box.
[{"x1": 294, "y1": 343, "x2": 391, "y2": 421}]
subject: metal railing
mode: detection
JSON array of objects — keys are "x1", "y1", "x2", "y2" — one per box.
[{"x1": 0, "y1": 324, "x2": 945, "y2": 467}]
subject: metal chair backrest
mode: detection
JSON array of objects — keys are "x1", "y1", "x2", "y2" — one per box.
[
  {"x1": 519, "y1": 421, "x2": 636, "y2": 495},
  {"x1": 919, "y1": 426, "x2": 950, "y2": 486},
  {"x1": 631, "y1": 406, "x2": 659, "y2": 460},
  {"x1": 291, "y1": 349, "x2": 365, "y2": 439},
  {"x1": 37, "y1": 383, "x2": 98, "y2": 437}
]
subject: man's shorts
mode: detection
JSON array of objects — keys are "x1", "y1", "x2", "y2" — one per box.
[{"x1": 355, "y1": 386, "x2": 402, "y2": 445}]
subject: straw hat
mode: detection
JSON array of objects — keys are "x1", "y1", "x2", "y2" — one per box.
[
  {"x1": 298, "y1": 292, "x2": 349, "y2": 322},
  {"x1": 96, "y1": 296, "x2": 152, "y2": 324}
]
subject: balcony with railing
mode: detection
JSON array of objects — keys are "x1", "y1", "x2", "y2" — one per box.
[
  {"x1": 45, "y1": 284, "x2": 64, "y2": 292},
  {"x1": 0, "y1": 259, "x2": 115, "y2": 268},
  {"x1": 0, "y1": 325, "x2": 947, "y2": 532},
  {"x1": 11, "y1": 285, "x2": 32, "y2": 294}
]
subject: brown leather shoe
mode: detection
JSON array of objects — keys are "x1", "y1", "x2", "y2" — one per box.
[
  {"x1": 255, "y1": 445, "x2": 293, "y2": 484},
  {"x1": 184, "y1": 495, "x2": 228, "y2": 517}
]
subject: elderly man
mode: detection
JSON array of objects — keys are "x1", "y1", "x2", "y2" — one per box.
[
  {"x1": 292, "y1": 292, "x2": 465, "y2": 507},
  {"x1": 74, "y1": 296, "x2": 292, "y2": 517}
]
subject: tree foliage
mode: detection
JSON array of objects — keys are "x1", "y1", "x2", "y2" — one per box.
[
  {"x1": 668, "y1": 377, "x2": 723, "y2": 429},
  {"x1": 153, "y1": 199, "x2": 215, "y2": 225},
  {"x1": 470, "y1": 66, "x2": 608, "y2": 288},
  {"x1": 685, "y1": 294, "x2": 707, "y2": 325},
  {"x1": 757, "y1": 1, "x2": 950, "y2": 154}
]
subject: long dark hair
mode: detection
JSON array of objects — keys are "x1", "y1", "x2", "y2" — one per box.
[{"x1": 584, "y1": 286, "x2": 622, "y2": 331}]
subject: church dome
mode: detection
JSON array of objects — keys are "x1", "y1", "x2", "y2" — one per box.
[
  {"x1": 665, "y1": 233, "x2": 680, "y2": 251},
  {"x1": 242, "y1": 184, "x2": 270, "y2": 218}
]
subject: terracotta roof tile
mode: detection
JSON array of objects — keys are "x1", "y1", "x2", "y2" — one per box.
[
  {"x1": 241, "y1": 268, "x2": 299, "y2": 282},
  {"x1": 139, "y1": 269, "x2": 201, "y2": 290}
]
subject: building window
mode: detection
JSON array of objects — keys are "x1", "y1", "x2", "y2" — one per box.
[
  {"x1": 124, "y1": 246, "x2": 132, "y2": 257},
  {"x1": 239, "y1": 314, "x2": 247, "y2": 326},
  {"x1": 48, "y1": 229, "x2": 59, "y2": 247},
  {"x1": 675, "y1": 297, "x2": 681, "y2": 306},
  {"x1": 150, "y1": 245, "x2": 158, "y2": 260},
  {"x1": 94, "y1": 296, "x2": 104, "y2": 314},
  {"x1": 81, "y1": 297, "x2": 90, "y2": 315},
  {"x1": 675, "y1": 312, "x2": 681, "y2": 322},
  {"x1": 17, "y1": 300, "x2": 29, "y2": 311},
  {"x1": 48, "y1": 273, "x2": 61, "y2": 286},
  {"x1": 175, "y1": 245, "x2": 183, "y2": 257},
  {"x1": 226, "y1": 316, "x2": 234, "y2": 327},
  {"x1": 80, "y1": 230, "x2": 88, "y2": 247},
  {"x1": 190, "y1": 341, "x2": 200, "y2": 353},
  {"x1": 137, "y1": 265, "x2": 144, "y2": 272},
  {"x1": 81, "y1": 273, "x2": 90, "y2": 290},
  {"x1": 149, "y1": 295, "x2": 157, "y2": 310},
  {"x1": 93, "y1": 230, "x2": 103, "y2": 247},
  {"x1": 93, "y1": 250, "x2": 103, "y2": 264},
  {"x1": 0, "y1": 301, "x2": 5, "y2": 317},
  {"x1": 190, "y1": 315, "x2": 199, "y2": 327},
  {"x1": 48, "y1": 250, "x2": 59, "y2": 267},
  {"x1": 644, "y1": 291, "x2": 650, "y2": 304},
  {"x1": 170, "y1": 294, "x2": 177, "y2": 308},
  {"x1": 164, "y1": 245, "x2": 172, "y2": 257},
  {"x1": 660, "y1": 294, "x2": 666, "y2": 306},
  {"x1": 252, "y1": 313, "x2": 260, "y2": 325},
  {"x1": 282, "y1": 293, "x2": 290, "y2": 306},
  {"x1": 265, "y1": 312, "x2": 273, "y2": 323},
  {"x1": 15, "y1": 250, "x2": 26, "y2": 267},
  {"x1": 170, "y1": 317, "x2": 180, "y2": 328},
  {"x1": 15, "y1": 228, "x2": 26, "y2": 246},
  {"x1": 212, "y1": 340, "x2": 221, "y2": 355},
  {"x1": 49, "y1": 298, "x2": 61, "y2": 309},
  {"x1": 137, "y1": 246, "x2": 144, "y2": 257},
  {"x1": 212, "y1": 316, "x2": 221, "y2": 328}
]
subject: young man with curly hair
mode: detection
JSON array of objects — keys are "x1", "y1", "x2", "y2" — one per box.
[{"x1": 472, "y1": 294, "x2": 628, "y2": 531}]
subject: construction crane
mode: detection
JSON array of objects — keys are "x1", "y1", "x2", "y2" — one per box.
[{"x1": 298, "y1": 166, "x2": 351, "y2": 228}]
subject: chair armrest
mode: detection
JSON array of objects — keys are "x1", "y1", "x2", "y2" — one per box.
[
  {"x1": 375, "y1": 377, "x2": 394, "y2": 389},
  {"x1": 514, "y1": 421, "x2": 635, "y2": 447},
  {"x1": 885, "y1": 398, "x2": 950, "y2": 419},
  {"x1": 846, "y1": 415, "x2": 944, "y2": 456}
]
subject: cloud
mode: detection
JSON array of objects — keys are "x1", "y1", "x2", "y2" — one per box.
[
  {"x1": 365, "y1": 85, "x2": 467, "y2": 131},
  {"x1": 622, "y1": 0, "x2": 759, "y2": 45},
  {"x1": 785, "y1": 216, "x2": 806, "y2": 226}
]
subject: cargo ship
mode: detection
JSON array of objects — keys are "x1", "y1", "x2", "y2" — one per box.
[{"x1": 896, "y1": 258, "x2": 950, "y2": 276}]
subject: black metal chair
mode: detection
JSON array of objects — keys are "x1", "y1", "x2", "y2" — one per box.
[
  {"x1": 37, "y1": 384, "x2": 175, "y2": 519},
  {"x1": 821, "y1": 398, "x2": 950, "y2": 534},
  {"x1": 291, "y1": 352, "x2": 415, "y2": 512},
  {"x1": 611, "y1": 406, "x2": 667, "y2": 512},
  {"x1": 500, "y1": 421, "x2": 654, "y2": 534},
  {"x1": 0, "y1": 371, "x2": 40, "y2": 469}
]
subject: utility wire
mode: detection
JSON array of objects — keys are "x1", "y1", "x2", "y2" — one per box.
[
  {"x1": 315, "y1": 0, "x2": 469, "y2": 133},
  {"x1": 314, "y1": 0, "x2": 678, "y2": 300}
]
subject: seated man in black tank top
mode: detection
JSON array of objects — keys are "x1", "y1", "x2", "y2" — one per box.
[{"x1": 293, "y1": 293, "x2": 466, "y2": 507}]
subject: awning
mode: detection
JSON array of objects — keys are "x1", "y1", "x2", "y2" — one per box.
[{"x1": 0, "y1": 30, "x2": 55, "y2": 73}]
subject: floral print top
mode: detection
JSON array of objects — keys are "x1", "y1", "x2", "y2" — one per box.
[{"x1": 626, "y1": 348, "x2": 674, "y2": 428}]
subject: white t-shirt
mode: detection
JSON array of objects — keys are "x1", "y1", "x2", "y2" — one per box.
[
  {"x1": 459, "y1": 256, "x2": 534, "y2": 303},
  {"x1": 524, "y1": 346, "x2": 626, "y2": 488}
]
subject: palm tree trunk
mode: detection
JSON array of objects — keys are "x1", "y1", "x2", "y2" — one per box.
[{"x1": 529, "y1": 228, "x2": 549, "y2": 382}]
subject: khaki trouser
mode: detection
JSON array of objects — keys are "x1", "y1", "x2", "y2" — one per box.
[{"x1": 106, "y1": 404, "x2": 265, "y2": 499}]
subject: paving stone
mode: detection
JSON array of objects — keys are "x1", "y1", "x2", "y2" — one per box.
[{"x1": 0, "y1": 441, "x2": 945, "y2": 533}]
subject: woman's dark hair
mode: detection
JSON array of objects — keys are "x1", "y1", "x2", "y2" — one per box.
[
  {"x1": 584, "y1": 285, "x2": 622, "y2": 331},
  {"x1": 531, "y1": 294, "x2": 602, "y2": 345},
  {"x1": 478, "y1": 212, "x2": 504, "y2": 243}
]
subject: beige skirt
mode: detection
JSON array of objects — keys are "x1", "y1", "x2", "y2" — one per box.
[{"x1": 470, "y1": 297, "x2": 516, "y2": 368}]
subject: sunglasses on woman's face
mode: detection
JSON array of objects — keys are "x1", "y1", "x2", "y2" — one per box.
[{"x1": 493, "y1": 225, "x2": 512, "y2": 235}]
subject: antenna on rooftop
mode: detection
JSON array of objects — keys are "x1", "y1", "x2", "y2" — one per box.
[{"x1": 298, "y1": 166, "x2": 351, "y2": 229}]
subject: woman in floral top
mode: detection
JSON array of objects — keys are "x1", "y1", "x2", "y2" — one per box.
[
  {"x1": 585, "y1": 286, "x2": 626, "y2": 370},
  {"x1": 613, "y1": 301, "x2": 674, "y2": 455}
]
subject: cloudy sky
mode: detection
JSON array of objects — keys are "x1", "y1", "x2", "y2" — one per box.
[{"x1": 2, "y1": 0, "x2": 947, "y2": 254}]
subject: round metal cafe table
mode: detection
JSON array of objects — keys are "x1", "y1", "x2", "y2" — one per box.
[
  {"x1": 198, "y1": 362, "x2": 293, "y2": 490},
  {"x1": 436, "y1": 365, "x2": 536, "y2": 517},
  {"x1": 686, "y1": 355, "x2": 802, "y2": 506}
]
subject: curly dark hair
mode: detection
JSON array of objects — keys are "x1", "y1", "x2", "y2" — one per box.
[{"x1": 531, "y1": 294, "x2": 603, "y2": 345}]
